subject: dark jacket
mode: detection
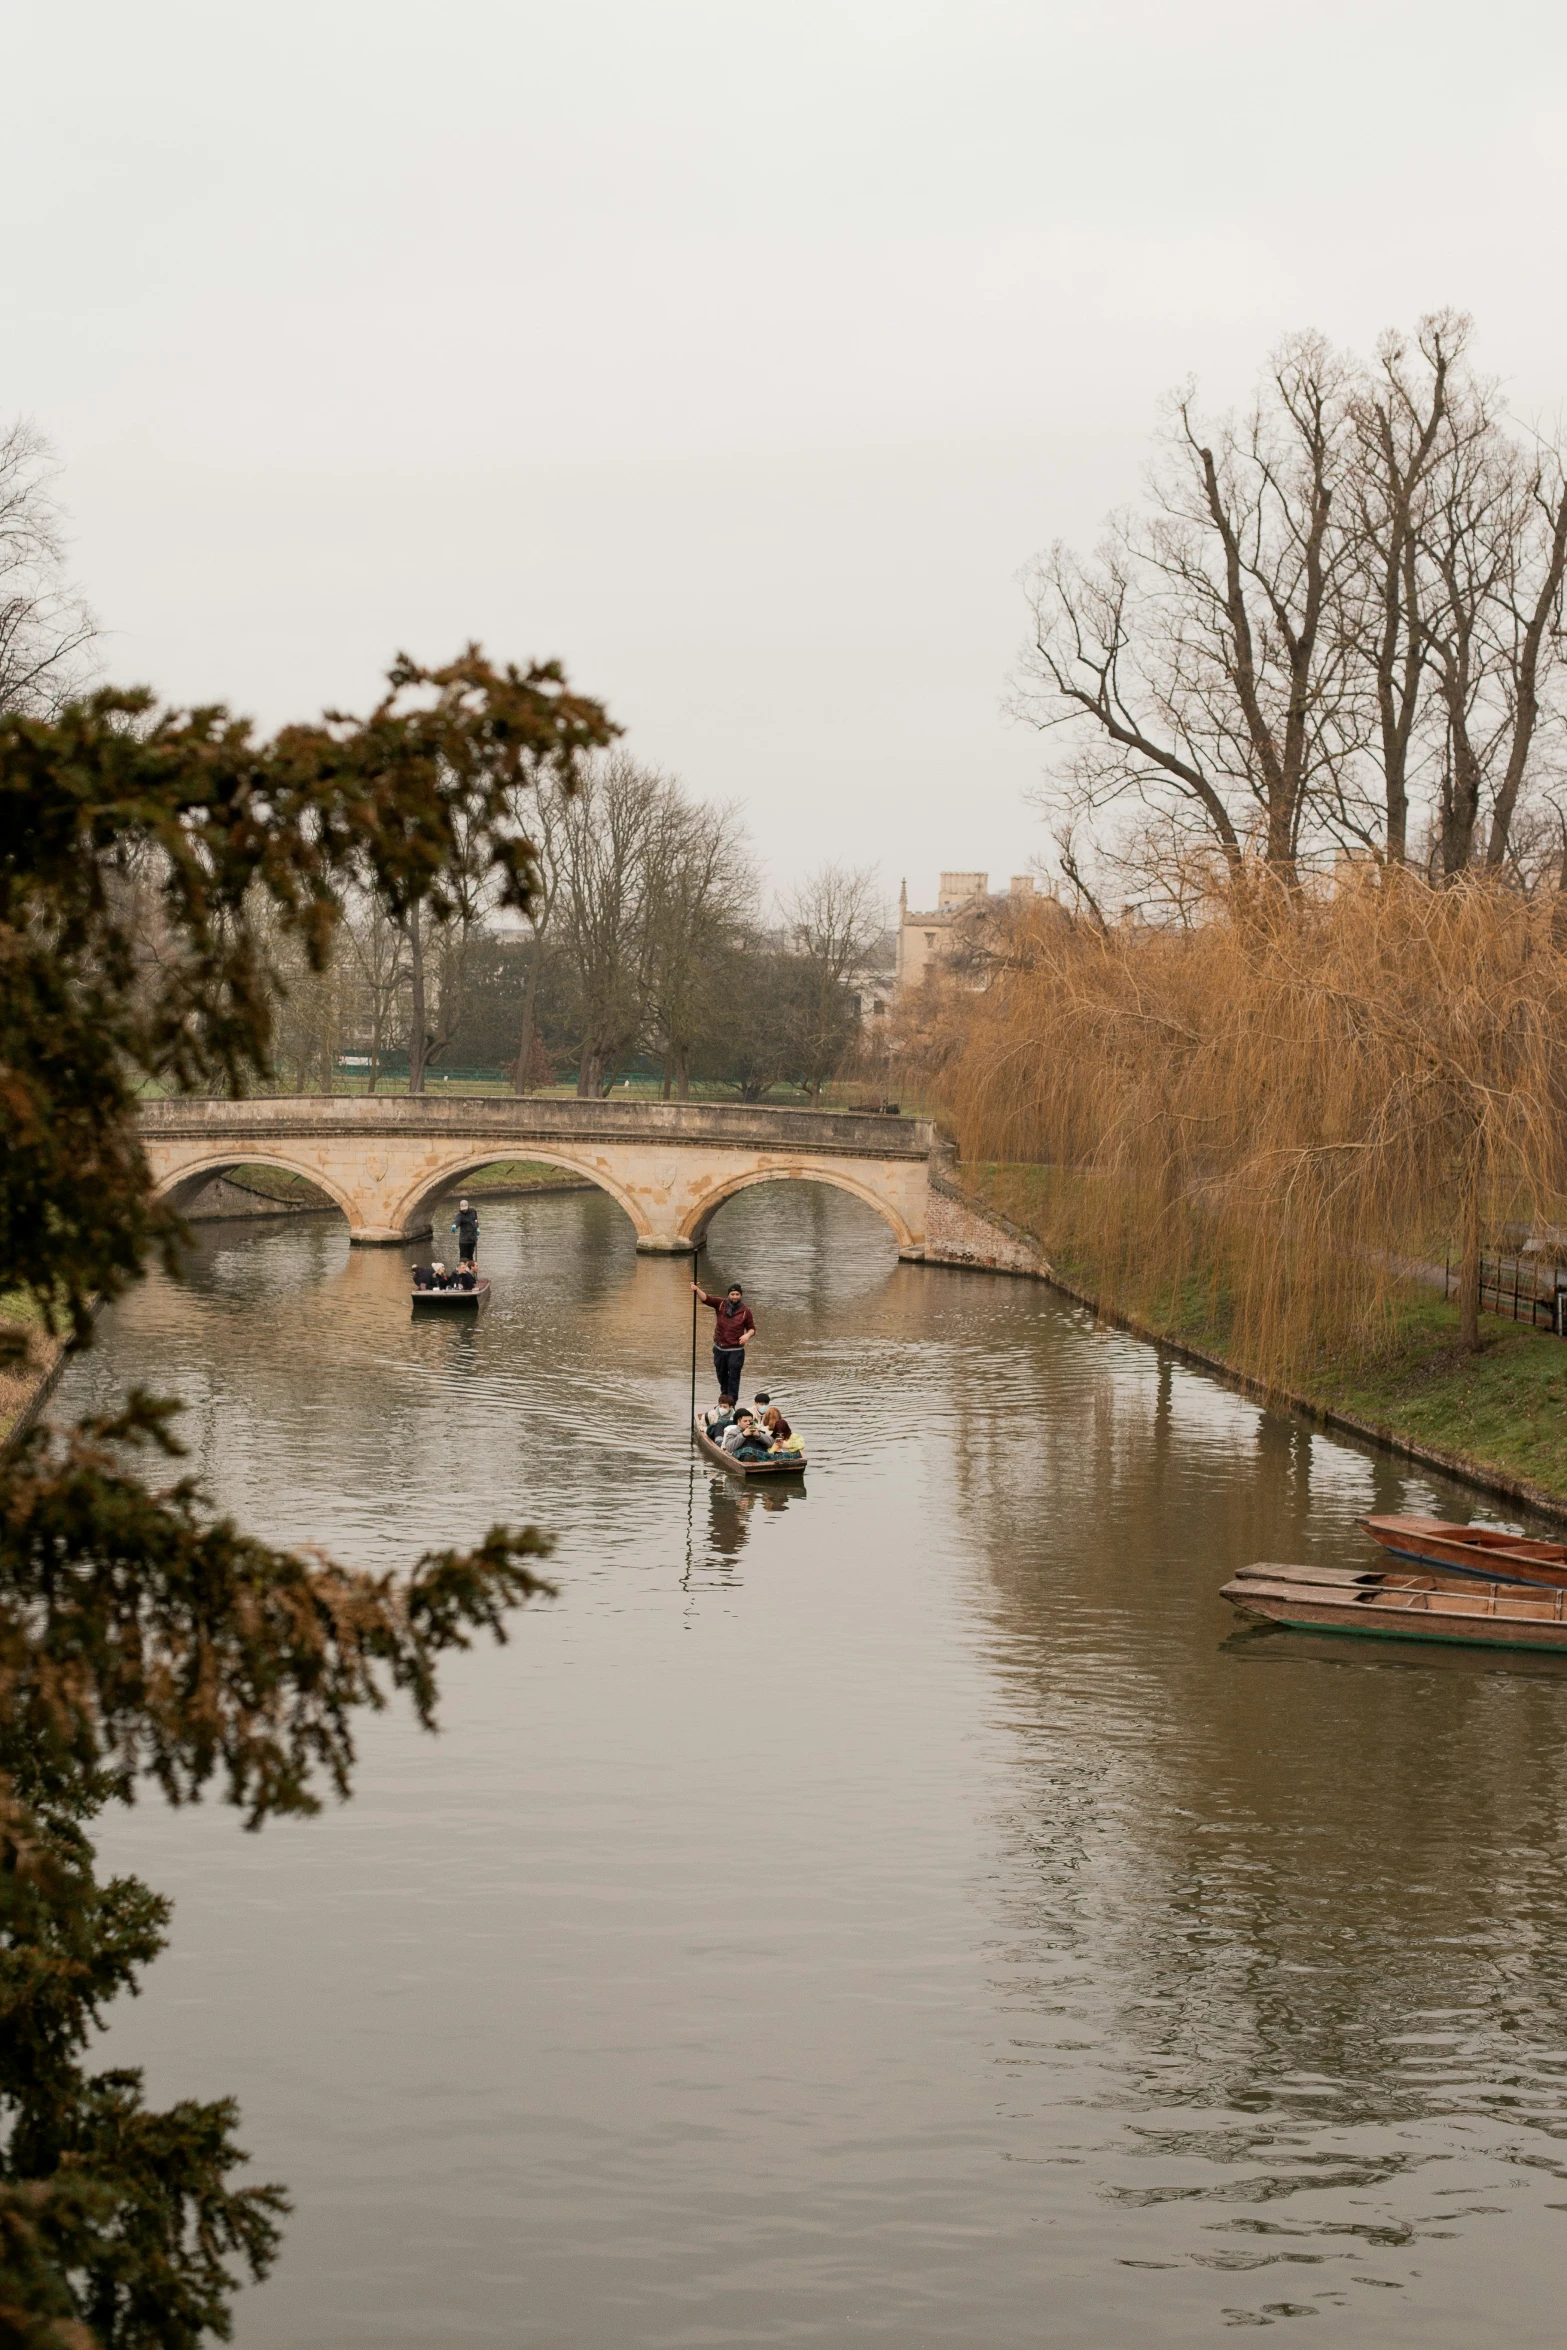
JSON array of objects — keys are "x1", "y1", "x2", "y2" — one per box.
[
  {"x1": 454, "y1": 1208, "x2": 479, "y2": 1248},
  {"x1": 701, "y1": 1292, "x2": 755, "y2": 1348}
]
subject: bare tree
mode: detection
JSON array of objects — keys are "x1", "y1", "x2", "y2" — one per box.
[
  {"x1": 399, "y1": 802, "x2": 498, "y2": 1091},
  {"x1": 644, "y1": 795, "x2": 755, "y2": 1098},
  {"x1": 0, "y1": 418, "x2": 95, "y2": 715},
  {"x1": 1340, "y1": 314, "x2": 1475, "y2": 864},
  {"x1": 509, "y1": 774, "x2": 567, "y2": 1094},
  {"x1": 553, "y1": 753, "x2": 663, "y2": 1095},
  {"x1": 781, "y1": 864, "x2": 883, "y2": 1102},
  {"x1": 1016, "y1": 334, "x2": 1361, "y2": 885},
  {"x1": 341, "y1": 886, "x2": 407, "y2": 1089},
  {"x1": 1418, "y1": 426, "x2": 1567, "y2": 877},
  {"x1": 1023, "y1": 319, "x2": 1567, "y2": 904},
  {"x1": 400, "y1": 897, "x2": 490, "y2": 1091}
]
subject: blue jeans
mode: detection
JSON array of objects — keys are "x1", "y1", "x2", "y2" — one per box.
[{"x1": 713, "y1": 1345, "x2": 748, "y2": 1400}]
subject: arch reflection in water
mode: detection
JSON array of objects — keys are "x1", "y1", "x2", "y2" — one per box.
[{"x1": 50, "y1": 1182, "x2": 1567, "y2": 2349}]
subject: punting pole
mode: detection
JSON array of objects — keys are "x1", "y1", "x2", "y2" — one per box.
[{"x1": 689, "y1": 1242, "x2": 700, "y2": 1428}]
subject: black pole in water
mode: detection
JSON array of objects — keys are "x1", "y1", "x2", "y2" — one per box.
[{"x1": 689, "y1": 1243, "x2": 700, "y2": 1431}]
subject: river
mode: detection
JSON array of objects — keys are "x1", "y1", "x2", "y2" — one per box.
[{"x1": 53, "y1": 1182, "x2": 1567, "y2": 2347}]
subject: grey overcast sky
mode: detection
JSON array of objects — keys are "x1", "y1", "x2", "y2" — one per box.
[{"x1": 6, "y1": 0, "x2": 1567, "y2": 903}]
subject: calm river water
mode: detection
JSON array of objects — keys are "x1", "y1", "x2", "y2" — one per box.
[{"x1": 54, "y1": 1184, "x2": 1567, "y2": 2347}]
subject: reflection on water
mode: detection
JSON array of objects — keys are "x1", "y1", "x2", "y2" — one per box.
[{"x1": 53, "y1": 1183, "x2": 1567, "y2": 2347}]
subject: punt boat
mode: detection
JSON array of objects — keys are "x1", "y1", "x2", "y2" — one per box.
[
  {"x1": 1222, "y1": 1560, "x2": 1567, "y2": 1653},
  {"x1": 411, "y1": 1278, "x2": 491, "y2": 1311},
  {"x1": 1360, "y1": 1512, "x2": 1567, "y2": 1588},
  {"x1": 692, "y1": 1416, "x2": 807, "y2": 1479}
]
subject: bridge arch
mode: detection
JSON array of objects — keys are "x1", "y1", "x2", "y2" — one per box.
[
  {"x1": 390, "y1": 1149, "x2": 652, "y2": 1244},
  {"x1": 679, "y1": 1165, "x2": 916, "y2": 1255},
  {"x1": 152, "y1": 1147, "x2": 358, "y2": 1228}
]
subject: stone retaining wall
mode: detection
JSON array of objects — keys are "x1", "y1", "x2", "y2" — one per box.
[{"x1": 924, "y1": 1182, "x2": 1052, "y2": 1277}]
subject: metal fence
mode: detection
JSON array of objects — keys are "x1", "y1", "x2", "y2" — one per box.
[{"x1": 1444, "y1": 1251, "x2": 1567, "y2": 1334}]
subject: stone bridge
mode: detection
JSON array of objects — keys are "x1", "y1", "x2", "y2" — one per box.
[{"x1": 137, "y1": 1096, "x2": 938, "y2": 1256}]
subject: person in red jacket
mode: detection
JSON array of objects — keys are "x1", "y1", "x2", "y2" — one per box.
[{"x1": 694, "y1": 1281, "x2": 756, "y2": 1401}]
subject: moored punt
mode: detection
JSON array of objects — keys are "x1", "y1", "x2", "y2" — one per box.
[
  {"x1": 1360, "y1": 1512, "x2": 1567, "y2": 1588},
  {"x1": 411, "y1": 1278, "x2": 491, "y2": 1311},
  {"x1": 1223, "y1": 1561, "x2": 1567, "y2": 1652},
  {"x1": 692, "y1": 1417, "x2": 807, "y2": 1479}
]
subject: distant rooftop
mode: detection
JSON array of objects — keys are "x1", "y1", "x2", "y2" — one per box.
[{"x1": 902, "y1": 872, "x2": 1037, "y2": 916}]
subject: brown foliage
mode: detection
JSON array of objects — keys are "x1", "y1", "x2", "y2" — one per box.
[{"x1": 921, "y1": 869, "x2": 1567, "y2": 1375}]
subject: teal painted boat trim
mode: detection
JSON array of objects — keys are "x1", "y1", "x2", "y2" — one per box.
[{"x1": 1274, "y1": 1616, "x2": 1567, "y2": 1656}]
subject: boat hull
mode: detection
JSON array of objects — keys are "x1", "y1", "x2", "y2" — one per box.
[
  {"x1": 1359, "y1": 1513, "x2": 1567, "y2": 1588},
  {"x1": 692, "y1": 1419, "x2": 807, "y2": 1479},
  {"x1": 1224, "y1": 1566, "x2": 1567, "y2": 1654},
  {"x1": 411, "y1": 1278, "x2": 491, "y2": 1310}
]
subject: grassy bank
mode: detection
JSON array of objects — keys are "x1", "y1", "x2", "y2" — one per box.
[
  {"x1": 442, "y1": 1162, "x2": 594, "y2": 1196},
  {"x1": 199, "y1": 1163, "x2": 595, "y2": 1213},
  {"x1": 0, "y1": 1292, "x2": 65, "y2": 1449},
  {"x1": 963, "y1": 1162, "x2": 1567, "y2": 1511}
]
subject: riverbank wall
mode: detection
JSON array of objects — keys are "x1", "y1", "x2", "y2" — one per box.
[
  {"x1": 923, "y1": 1175, "x2": 1054, "y2": 1277},
  {"x1": 0, "y1": 1313, "x2": 75, "y2": 1454}
]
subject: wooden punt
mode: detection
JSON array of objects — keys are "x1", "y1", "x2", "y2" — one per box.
[
  {"x1": 692, "y1": 1417, "x2": 807, "y2": 1479},
  {"x1": 1223, "y1": 1560, "x2": 1567, "y2": 1653},
  {"x1": 411, "y1": 1278, "x2": 491, "y2": 1311},
  {"x1": 1360, "y1": 1512, "x2": 1567, "y2": 1588}
]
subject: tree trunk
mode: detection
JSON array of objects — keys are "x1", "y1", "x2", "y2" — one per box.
[
  {"x1": 1457, "y1": 1169, "x2": 1482, "y2": 1352},
  {"x1": 673, "y1": 1046, "x2": 691, "y2": 1102},
  {"x1": 512, "y1": 934, "x2": 542, "y2": 1095},
  {"x1": 576, "y1": 1047, "x2": 601, "y2": 1098},
  {"x1": 407, "y1": 915, "x2": 428, "y2": 1095},
  {"x1": 1439, "y1": 726, "x2": 1485, "y2": 879}
]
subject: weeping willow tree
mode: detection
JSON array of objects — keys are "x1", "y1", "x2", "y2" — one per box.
[{"x1": 927, "y1": 869, "x2": 1567, "y2": 1381}]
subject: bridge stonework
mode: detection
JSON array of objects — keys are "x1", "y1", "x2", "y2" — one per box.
[{"x1": 137, "y1": 1097, "x2": 937, "y2": 1257}]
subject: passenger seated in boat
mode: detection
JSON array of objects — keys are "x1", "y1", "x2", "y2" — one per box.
[
  {"x1": 752, "y1": 1393, "x2": 801, "y2": 1455},
  {"x1": 729, "y1": 1412, "x2": 775, "y2": 1462},
  {"x1": 720, "y1": 1410, "x2": 758, "y2": 1455},
  {"x1": 412, "y1": 1264, "x2": 437, "y2": 1289},
  {"x1": 703, "y1": 1395, "x2": 738, "y2": 1439},
  {"x1": 451, "y1": 1266, "x2": 478, "y2": 1291}
]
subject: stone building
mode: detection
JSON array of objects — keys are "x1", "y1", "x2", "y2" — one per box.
[
  {"x1": 849, "y1": 927, "x2": 898, "y2": 1024},
  {"x1": 894, "y1": 872, "x2": 1036, "y2": 991}
]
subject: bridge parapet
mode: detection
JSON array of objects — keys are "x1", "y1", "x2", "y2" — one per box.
[
  {"x1": 137, "y1": 1096, "x2": 936, "y2": 1254},
  {"x1": 138, "y1": 1095, "x2": 933, "y2": 1157}
]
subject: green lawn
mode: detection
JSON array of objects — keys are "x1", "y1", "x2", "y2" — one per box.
[
  {"x1": 0, "y1": 1289, "x2": 62, "y2": 1447},
  {"x1": 1320, "y1": 1300, "x2": 1567, "y2": 1498}
]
